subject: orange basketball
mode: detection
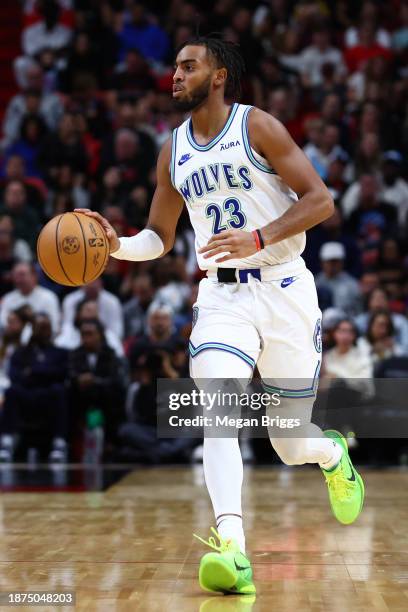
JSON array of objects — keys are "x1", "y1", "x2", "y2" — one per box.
[{"x1": 37, "y1": 212, "x2": 110, "y2": 286}]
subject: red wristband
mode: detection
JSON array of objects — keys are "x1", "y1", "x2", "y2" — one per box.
[{"x1": 252, "y1": 230, "x2": 262, "y2": 251}]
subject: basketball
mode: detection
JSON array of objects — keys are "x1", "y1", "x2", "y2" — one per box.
[{"x1": 37, "y1": 212, "x2": 110, "y2": 287}]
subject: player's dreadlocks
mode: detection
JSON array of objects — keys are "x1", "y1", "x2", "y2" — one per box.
[{"x1": 176, "y1": 35, "x2": 246, "y2": 100}]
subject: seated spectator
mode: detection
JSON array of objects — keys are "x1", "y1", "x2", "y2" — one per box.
[
  {"x1": 345, "y1": 3, "x2": 391, "y2": 49},
  {"x1": 380, "y1": 151, "x2": 408, "y2": 229},
  {"x1": 56, "y1": 298, "x2": 124, "y2": 357},
  {"x1": 4, "y1": 114, "x2": 48, "y2": 181},
  {"x1": 128, "y1": 302, "x2": 178, "y2": 370},
  {"x1": 323, "y1": 318, "x2": 373, "y2": 383},
  {"x1": 68, "y1": 319, "x2": 127, "y2": 450},
  {"x1": 344, "y1": 21, "x2": 392, "y2": 74},
  {"x1": 0, "y1": 262, "x2": 60, "y2": 335},
  {"x1": 108, "y1": 48, "x2": 156, "y2": 95},
  {"x1": 22, "y1": 0, "x2": 72, "y2": 58},
  {"x1": 0, "y1": 307, "x2": 29, "y2": 398},
  {"x1": 392, "y1": 2, "x2": 408, "y2": 51},
  {"x1": 117, "y1": 3, "x2": 170, "y2": 64},
  {"x1": 61, "y1": 277, "x2": 123, "y2": 339},
  {"x1": 118, "y1": 350, "x2": 192, "y2": 463},
  {"x1": 359, "y1": 310, "x2": 406, "y2": 366},
  {"x1": 303, "y1": 123, "x2": 348, "y2": 181},
  {"x1": 304, "y1": 206, "x2": 361, "y2": 277},
  {"x1": 2, "y1": 66, "x2": 63, "y2": 146},
  {"x1": 123, "y1": 274, "x2": 155, "y2": 338},
  {"x1": 0, "y1": 215, "x2": 33, "y2": 297},
  {"x1": 0, "y1": 181, "x2": 41, "y2": 251},
  {"x1": 0, "y1": 156, "x2": 46, "y2": 219},
  {"x1": 300, "y1": 26, "x2": 346, "y2": 87},
  {"x1": 59, "y1": 30, "x2": 101, "y2": 93},
  {"x1": 354, "y1": 287, "x2": 408, "y2": 352},
  {"x1": 315, "y1": 242, "x2": 362, "y2": 316},
  {"x1": 344, "y1": 174, "x2": 398, "y2": 244},
  {"x1": 39, "y1": 113, "x2": 88, "y2": 183},
  {"x1": 0, "y1": 313, "x2": 68, "y2": 462},
  {"x1": 100, "y1": 127, "x2": 157, "y2": 205}
]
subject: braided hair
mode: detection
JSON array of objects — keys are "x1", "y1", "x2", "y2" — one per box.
[{"x1": 176, "y1": 35, "x2": 245, "y2": 100}]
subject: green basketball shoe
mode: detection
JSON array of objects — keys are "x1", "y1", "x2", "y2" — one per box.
[
  {"x1": 322, "y1": 429, "x2": 365, "y2": 525},
  {"x1": 194, "y1": 527, "x2": 256, "y2": 595}
]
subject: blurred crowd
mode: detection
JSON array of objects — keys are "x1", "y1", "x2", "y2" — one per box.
[{"x1": 0, "y1": 0, "x2": 407, "y2": 464}]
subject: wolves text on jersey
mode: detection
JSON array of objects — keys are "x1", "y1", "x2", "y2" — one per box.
[{"x1": 178, "y1": 163, "x2": 253, "y2": 206}]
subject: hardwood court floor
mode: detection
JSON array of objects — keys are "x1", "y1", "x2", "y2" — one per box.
[{"x1": 0, "y1": 465, "x2": 407, "y2": 611}]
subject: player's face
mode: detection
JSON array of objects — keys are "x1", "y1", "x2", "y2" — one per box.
[{"x1": 173, "y1": 45, "x2": 219, "y2": 111}]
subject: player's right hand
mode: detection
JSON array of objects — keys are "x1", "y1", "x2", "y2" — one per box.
[{"x1": 74, "y1": 208, "x2": 121, "y2": 254}]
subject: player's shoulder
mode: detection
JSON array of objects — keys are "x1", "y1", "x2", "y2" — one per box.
[
  {"x1": 246, "y1": 106, "x2": 286, "y2": 134},
  {"x1": 246, "y1": 106, "x2": 292, "y2": 150}
]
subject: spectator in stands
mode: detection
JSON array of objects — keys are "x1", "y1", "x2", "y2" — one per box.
[
  {"x1": 2, "y1": 65, "x2": 63, "y2": 145},
  {"x1": 128, "y1": 302, "x2": 178, "y2": 371},
  {"x1": 344, "y1": 21, "x2": 392, "y2": 74},
  {"x1": 22, "y1": 0, "x2": 72, "y2": 58},
  {"x1": 360, "y1": 310, "x2": 406, "y2": 366},
  {"x1": 0, "y1": 215, "x2": 33, "y2": 296},
  {"x1": 4, "y1": 114, "x2": 48, "y2": 180},
  {"x1": 0, "y1": 307, "x2": 29, "y2": 398},
  {"x1": 59, "y1": 30, "x2": 101, "y2": 93},
  {"x1": 344, "y1": 174, "x2": 398, "y2": 242},
  {"x1": 354, "y1": 287, "x2": 408, "y2": 352},
  {"x1": 0, "y1": 262, "x2": 60, "y2": 334},
  {"x1": 118, "y1": 349, "x2": 191, "y2": 463},
  {"x1": 305, "y1": 206, "x2": 361, "y2": 277},
  {"x1": 109, "y1": 48, "x2": 156, "y2": 95},
  {"x1": 123, "y1": 274, "x2": 155, "y2": 338},
  {"x1": 0, "y1": 181, "x2": 41, "y2": 251},
  {"x1": 61, "y1": 277, "x2": 123, "y2": 339},
  {"x1": 316, "y1": 242, "x2": 362, "y2": 316},
  {"x1": 300, "y1": 25, "x2": 346, "y2": 86},
  {"x1": 56, "y1": 298, "x2": 124, "y2": 357},
  {"x1": 0, "y1": 312, "x2": 68, "y2": 462},
  {"x1": 68, "y1": 318, "x2": 127, "y2": 447},
  {"x1": 304, "y1": 123, "x2": 347, "y2": 181},
  {"x1": 380, "y1": 151, "x2": 408, "y2": 228},
  {"x1": 39, "y1": 113, "x2": 88, "y2": 183},
  {"x1": 117, "y1": 2, "x2": 170, "y2": 64},
  {"x1": 323, "y1": 318, "x2": 373, "y2": 381}
]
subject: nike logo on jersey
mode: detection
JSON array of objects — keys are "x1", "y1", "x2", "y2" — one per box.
[
  {"x1": 220, "y1": 140, "x2": 240, "y2": 151},
  {"x1": 281, "y1": 277, "x2": 296, "y2": 288},
  {"x1": 178, "y1": 153, "x2": 193, "y2": 166}
]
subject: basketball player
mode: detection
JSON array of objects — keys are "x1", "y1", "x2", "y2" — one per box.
[{"x1": 77, "y1": 36, "x2": 364, "y2": 596}]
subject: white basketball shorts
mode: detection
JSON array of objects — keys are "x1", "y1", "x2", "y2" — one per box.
[{"x1": 189, "y1": 258, "x2": 322, "y2": 398}]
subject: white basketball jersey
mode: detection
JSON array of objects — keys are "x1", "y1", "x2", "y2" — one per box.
[{"x1": 170, "y1": 103, "x2": 306, "y2": 270}]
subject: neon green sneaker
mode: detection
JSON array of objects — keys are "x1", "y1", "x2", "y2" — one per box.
[
  {"x1": 193, "y1": 527, "x2": 256, "y2": 595},
  {"x1": 322, "y1": 429, "x2": 365, "y2": 525}
]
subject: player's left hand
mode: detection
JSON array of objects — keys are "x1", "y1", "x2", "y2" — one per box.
[{"x1": 198, "y1": 229, "x2": 258, "y2": 263}]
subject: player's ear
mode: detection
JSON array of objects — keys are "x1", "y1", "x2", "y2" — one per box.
[{"x1": 214, "y1": 67, "x2": 227, "y2": 88}]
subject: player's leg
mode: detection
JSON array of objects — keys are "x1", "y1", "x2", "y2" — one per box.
[
  {"x1": 191, "y1": 350, "x2": 256, "y2": 594},
  {"x1": 256, "y1": 269, "x2": 364, "y2": 524},
  {"x1": 190, "y1": 279, "x2": 259, "y2": 593}
]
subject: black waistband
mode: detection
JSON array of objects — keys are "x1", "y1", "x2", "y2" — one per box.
[{"x1": 216, "y1": 268, "x2": 262, "y2": 283}]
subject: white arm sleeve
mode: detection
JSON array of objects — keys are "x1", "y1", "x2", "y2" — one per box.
[{"x1": 110, "y1": 229, "x2": 164, "y2": 261}]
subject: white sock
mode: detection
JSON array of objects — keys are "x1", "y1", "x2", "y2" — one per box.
[
  {"x1": 203, "y1": 437, "x2": 246, "y2": 554},
  {"x1": 319, "y1": 440, "x2": 343, "y2": 470},
  {"x1": 216, "y1": 514, "x2": 246, "y2": 554}
]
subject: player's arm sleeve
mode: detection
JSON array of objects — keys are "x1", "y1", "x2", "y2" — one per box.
[{"x1": 110, "y1": 229, "x2": 164, "y2": 261}]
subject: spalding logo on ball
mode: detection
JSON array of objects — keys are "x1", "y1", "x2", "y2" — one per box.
[{"x1": 37, "y1": 212, "x2": 110, "y2": 287}]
